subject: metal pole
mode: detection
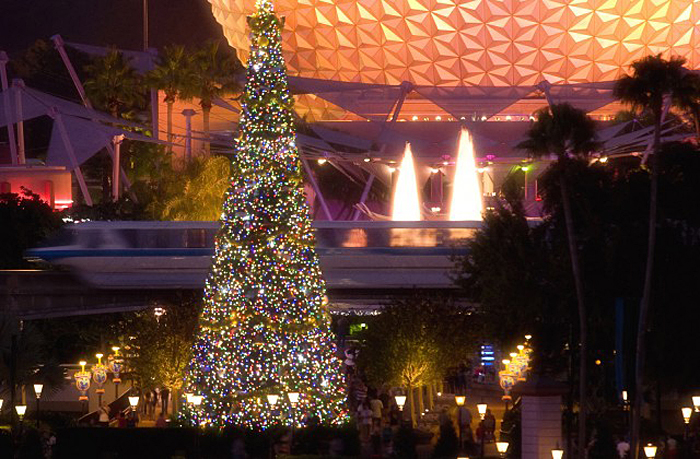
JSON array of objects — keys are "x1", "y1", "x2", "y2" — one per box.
[
  {"x1": 50, "y1": 35, "x2": 137, "y2": 200},
  {"x1": 112, "y1": 135, "x2": 123, "y2": 201},
  {"x1": 351, "y1": 174, "x2": 375, "y2": 221},
  {"x1": 0, "y1": 51, "x2": 19, "y2": 165},
  {"x1": 143, "y1": 0, "x2": 149, "y2": 52},
  {"x1": 301, "y1": 158, "x2": 333, "y2": 220},
  {"x1": 49, "y1": 108, "x2": 93, "y2": 206},
  {"x1": 12, "y1": 79, "x2": 25, "y2": 164}
]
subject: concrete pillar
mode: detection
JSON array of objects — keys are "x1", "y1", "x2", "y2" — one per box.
[
  {"x1": 181, "y1": 109, "x2": 196, "y2": 163},
  {"x1": 514, "y1": 376, "x2": 568, "y2": 459}
]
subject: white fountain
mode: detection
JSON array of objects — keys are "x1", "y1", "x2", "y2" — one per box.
[{"x1": 449, "y1": 128, "x2": 483, "y2": 221}]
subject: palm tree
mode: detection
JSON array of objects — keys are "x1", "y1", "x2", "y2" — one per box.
[
  {"x1": 517, "y1": 103, "x2": 598, "y2": 459},
  {"x1": 147, "y1": 46, "x2": 196, "y2": 153},
  {"x1": 84, "y1": 48, "x2": 145, "y2": 118},
  {"x1": 614, "y1": 55, "x2": 700, "y2": 459},
  {"x1": 187, "y1": 41, "x2": 241, "y2": 156},
  {"x1": 84, "y1": 49, "x2": 145, "y2": 201}
]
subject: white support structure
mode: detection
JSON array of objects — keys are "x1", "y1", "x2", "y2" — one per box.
[
  {"x1": 12, "y1": 79, "x2": 26, "y2": 164},
  {"x1": 49, "y1": 108, "x2": 93, "y2": 206},
  {"x1": 0, "y1": 51, "x2": 18, "y2": 165},
  {"x1": 181, "y1": 109, "x2": 196, "y2": 162},
  {"x1": 352, "y1": 173, "x2": 375, "y2": 221},
  {"x1": 112, "y1": 135, "x2": 124, "y2": 201},
  {"x1": 302, "y1": 158, "x2": 333, "y2": 221},
  {"x1": 50, "y1": 35, "x2": 137, "y2": 201}
]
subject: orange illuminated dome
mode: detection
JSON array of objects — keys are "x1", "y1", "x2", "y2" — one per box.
[{"x1": 210, "y1": 0, "x2": 700, "y2": 86}]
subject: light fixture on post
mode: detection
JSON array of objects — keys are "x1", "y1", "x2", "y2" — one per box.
[
  {"x1": 287, "y1": 392, "x2": 300, "y2": 408},
  {"x1": 92, "y1": 353, "x2": 108, "y2": 406},
  {"x1": 128, "y1": 395, "x2": 139, "y2": 412},
  {"x1": 15, "y1": 405, "x2": 27, "y2": 420},
  {"x1": 496, "y1": 441, "x2": 509, "y2": 457},
  {"x1": 693, "y1": 395, "x2": 700, "y2": 413},
  {"x1": 190, "y1": 395, "x2": 203, "y2": 406},
  {"x1": 34, "y1": 383, "x2": 43, "y2": 424},
  {"x1": 477, "y1": 403, "x2": 487, "y2": 420},
  {"x1": 74, "y1": 360, "x2": 91, "y2": 414},
  {"x1": 267, "y1": 394, "x2": 279, "y2": 408},
  {"x1": 0, "y1": 399, "x2": 3, "y2": 412},
  {"x1": 455, "y1": 395, "x2": 466, "y2": 452},
  {"x1": 394, "y1": 395, "x2": 407, "y2": 411},
  {"x1": 643, "y1": 443, "x2": 657, "y2": 458},
  {"x1": 108, "y1": 346, "x2": 123, "y2": 398},
  {"x1": 551, "y1": 447, "x2": 564, "y2": 459},
  {"x1": 682, "y1": 406, "x2": 692, "y2": 424}
]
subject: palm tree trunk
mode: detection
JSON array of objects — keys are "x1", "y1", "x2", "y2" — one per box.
[
  {"x1": 166, "y1": 100, "x2": 174, "y2": 154},
  {"x1": 202, "y1": 105, "x2": 211, "y2": 156},
  {"x1": 630, "y1": 113, "x2": 661, "y2": 459},
  {"x1": 559, "y1": 172, "x2": 588, "y2": 459}
]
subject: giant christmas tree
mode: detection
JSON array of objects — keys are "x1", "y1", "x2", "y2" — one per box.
[{"x1": 183, "y1": 0, "x2": 346, "y2": 428}]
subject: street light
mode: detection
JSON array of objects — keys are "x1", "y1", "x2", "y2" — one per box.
[
  {"x1": 190, "y1": 395, "x2": 202, "y2": 406},
  {"x1": 643, "y1": 443, "x2": 657, "y2": 458},
  {"x1": 455, "y1": 395, "x2": 466, "y2": 406},
  {"x1": 551, "y1": 447, "x2": 564, "y2": 459},
  {"x1": 287, "y1": 392, "x2": 300, "y2": 408},
  {"x1": 0, "y1": 399, "x2": 3, "y2": 411},
  {"x1": 128, "y1": 395, "x2": 139, "y2": 412},
  {"x1": 34, "y1": 383, "x2": 43, "y2": 423},
  {"x1": 682, "y1": 406, "x2": 692, "y2": 424},
  {"x1": 496, "y1": 441, "x2": 509, "y2": 457},
  {"x1": 693, "y1": 395, "x2": 700, "y2": 413},
  {"x1": 395, "y1": 395, "x2": 407, "y2": 411},
  {"x1": 267, "y1": 394, "x2": 279, "y2": 408},
  {"x1": 15, "y1": 405, "x2": 27, "y2": 419},
  {"x1": 477, "y1": 403, "x2": 487, "y2": 420}
]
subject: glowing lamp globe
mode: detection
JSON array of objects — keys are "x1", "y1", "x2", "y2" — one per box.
[
  {"x1": 477, "y1": 403, "x2": 487, "y2": 419},
  {"x1": 33, "y1": 384, "x2": 43, "y2": 399},
  {"x1": 267, "y1": 394, "x2": 279, "y2": 408},
  {"x1": 551, "y1": 448, "x2": 564, "y2": 459},
  {"x1": 693, "y1": 395, "x2": 700, "y2": 412},
  {"x1": 191, "y1": 395, "x2": 203, "y2": 406},
  {"x1": 15, "y1": 405, "x2": 27, "y2": 419},
  {"x1": 128, "y1": 396, "x2": 139, "y2": 409},
  {"x1": 496, "y1": 441, "x2": 509, "y2": 454},
  {"x1": 287, "y1": 392, "x2": 300, "y2": 407},
  {"x1": 395, "y1": 395, "x2": 406, "y2": 411},
  {"x1": 455, "y1": 395, "x2": 466, "y2": 406},
  {"x1": 644, "y1": 444, "x2": 657, "y2": 458},
  {"x1": 682, "y1": 406, "x2": 693, "y2": 424},
  {"x1": 0, "y1": 399, "x2": 3, "y2": 410}
]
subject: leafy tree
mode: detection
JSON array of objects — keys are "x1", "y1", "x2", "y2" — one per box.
[
  {"x1": 186, "y1": 41, "x2": 241, "y2": 155},
  {"x1": 148, "y1": 155, "x2": 231, "y2": 220},
  {"x1": 147, "y1": 45, "x2": 196, "y2": 152},
  {"x1": 517, "y1": 103, "x2": 599, "y2": 459},
  {"x1": 358, "y1": 294, "x2": 474, "y2": 426},
  {"x1": 0, "y1": 189, "x2": 62, "y2": 268},
  {"x1": 0, "y1": 314, "x2": 65, "y2": 421},
  {"x1": 84, "y1": 48, "x2": 146, "y2": 202},
  {"x1": 613, "y1": 55, "x2": 700, "y2": 458},
  {"x1": 123, "y1": 294, "x2": 199, "y2": 411}
]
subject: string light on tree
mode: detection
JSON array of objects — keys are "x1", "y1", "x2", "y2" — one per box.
[{"x1": 182, "y1": 0, "x2": 346, "y2": 428}]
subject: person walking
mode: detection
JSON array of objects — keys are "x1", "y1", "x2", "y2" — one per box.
[
  {"x1": 98, "y1": 405, "x2": 110, "y2": 427},
  {"x1": 458, "y1": 404, "x2": 473, "y2": 449},
  {"x1": 155, "y1": 412, "x2": 168, "y2": 428},
  {"x1": 370, "y1": 394, "x2": 384, "y2": 434},
  {"x1": 357, "y1": 401, "x2": 372, "y2": 442}
]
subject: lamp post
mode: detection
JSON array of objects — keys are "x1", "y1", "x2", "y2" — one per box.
[
  {"x1": 74, "y1": 360, "x2": 91, "y2": 414},
  {"x1": 551, "y1": 447, "x2": 564, "y2": 459},
  {"x1": 643, "y1": 443, "x2": 657, "y2": 458},
  {"x1": 692, "y1": 395, "x2": 700, "y2": 413},
  {"x1": 108, "y1": 346, "x2": 123, "y2": 398},
  {"x1": 128, "y1": 395, "x2": 139, "y2": 412},
  {"x1": 476, "y1": 402, "x2": 487, "y2": 458},
  {"x1": 455, "y1": 395, "x2": 466, "y2": 451},
  {"x1": 496, "y1": 441, "x2": 509, "y2": 457},
  {"x1": 395, "y1": 394, "x2": 407, "y2": 412},
  {"x1": 15, "y1": 404, "x2": 26, "y2": 435},
  {"x1": 92, "y1": 353, "x2": 108, "y2": 407},
  {"x1": 682, "y1": 406, "x2": 693, "y2": 440},
  {"x1": 287, "y1": 392, "x2": 300, "y2": 453},
  {"x1": 33, "y1": 383, "x2": 43, "y2": 424}
]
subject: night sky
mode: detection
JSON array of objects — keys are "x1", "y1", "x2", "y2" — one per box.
[{"x1": 0, "y1": 0, "x2": 225, "y2": 54}]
